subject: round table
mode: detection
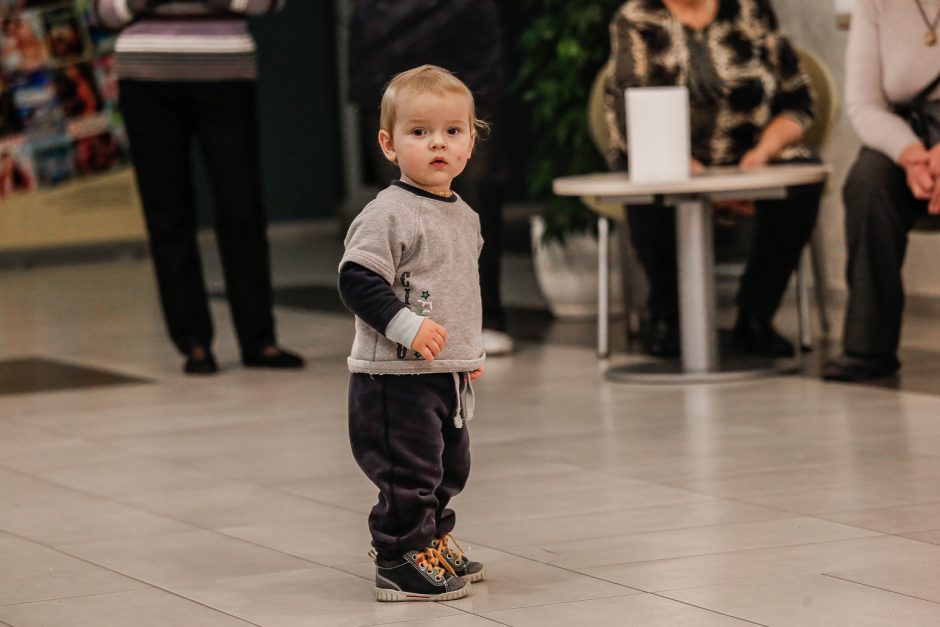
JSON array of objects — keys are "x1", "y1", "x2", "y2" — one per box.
[{"x1": 552, "y1": 163, "x2": 831, "y2": 383}]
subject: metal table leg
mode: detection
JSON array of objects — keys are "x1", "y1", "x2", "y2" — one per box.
[
  {"x1": 676, "y1": 199, "x2": 718, "y2": 373},
  {"x1": 604, "y1": 196, "x2": 796, "y2": 384},
  {"x1": 597, "y1": 215, "x2": 609, "y2": 359}
]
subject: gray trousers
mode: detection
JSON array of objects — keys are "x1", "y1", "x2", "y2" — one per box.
[{"x1": 841, "y1": 147, "x2": 928, "y2": 361}]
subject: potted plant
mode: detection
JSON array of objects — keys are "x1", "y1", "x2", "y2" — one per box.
[{"x1": 511, "y1": 0, "x2": 625, "y2": 318}]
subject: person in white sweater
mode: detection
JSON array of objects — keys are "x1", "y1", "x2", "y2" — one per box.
[{"x1": 824, "y1": 0, "x2": 940, "y2": 381}]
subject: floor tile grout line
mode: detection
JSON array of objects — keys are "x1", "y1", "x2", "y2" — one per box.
[
  {"x1": 822, "y1": 573, "x2": 940, "y2": 607},
  {"x1": 647, "y1": 592, "x2": 770, "y2": 626},
  {"x1": 492, "y1": 511, "x2": 881, "y2": 560},
  {"x1": 0, "y1": 528, "x2": 263, "y2": 627},
  {"x1": 455, "y1": 591, "x2": 650, "y2": 618},
  {"x1": 490, "y1": 532, "x2": 905, "y2": 579},
  {"x1": 362, "y1": 604, "x2": 512, "y2": 627},
  {"x1": 0, "y1": 444, "x2": 394, "y2": 588},
  {"x1": 0, "y1": 586, "x2": 153, "y2": 609},
  {"x1": 0, "y1": 430, "x2": 370, "y2": 531}
]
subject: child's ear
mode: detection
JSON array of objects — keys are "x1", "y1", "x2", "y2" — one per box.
[
  {"x1": 378, "y1": 129, "x2": 397, "y2": 164},
  {"x1": 468, "y1": 130, "x2": 477, "y2": 158}
]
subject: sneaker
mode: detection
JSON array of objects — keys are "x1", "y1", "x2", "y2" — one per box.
[
  {"x1": 431, "y1": 534, "x2": 485, "y2": 583},
  {"x1": 373, "y1": 546, "x2": 470, "y2": 602},
  {"x1": 482, "y1": 329, "x2": 514, "y2": 356}
]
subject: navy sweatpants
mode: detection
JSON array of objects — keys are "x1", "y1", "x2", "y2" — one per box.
[{"x1": 348, "y1": 373, "x2": 471, "y2": 559}]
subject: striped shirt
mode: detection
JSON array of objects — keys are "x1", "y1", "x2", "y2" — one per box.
[{"x1": 89, "y1": 0, "x2": 284, "y2": 82}]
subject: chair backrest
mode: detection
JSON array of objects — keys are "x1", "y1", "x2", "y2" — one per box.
[
  {"x1": 587, "y1": 61, "x2": 613, "y2": 159},
  {"x1": 794, "y1": 45, "x2": 839, "y2": 153},
  {"x1": 583, "y1": 61, "x2": 625, "y2": 221}
]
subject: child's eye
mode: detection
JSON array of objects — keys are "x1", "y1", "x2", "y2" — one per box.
[
  {"x1": 447, "y1": 127, "x2": 462, "y2": 136},
  {"x1": 411, "y1": 128, "x2": 426, "y2": 136}
]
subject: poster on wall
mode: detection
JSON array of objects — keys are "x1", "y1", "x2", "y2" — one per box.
[{"x1": 0, "y1": 0, "x2": 127, "y2": 202}]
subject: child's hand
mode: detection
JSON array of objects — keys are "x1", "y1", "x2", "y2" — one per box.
[
  {"x1": 412, "y1": 319, "x2": 448, "y2": 361},
  {"x1": 469, "y1": 366, "x2": 485, "y2": 381}
]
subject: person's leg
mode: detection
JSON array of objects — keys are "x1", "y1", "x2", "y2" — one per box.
[
  {"x1": 739, "y1": 184, "x2": 822, "y2": 321},
  {"x1": 734, "y1": 159, "x2": 823, "y2": 355},
  {"x1": 429, "y1": 373, "x2": 484, "y2": 581},
  {"x1": 188, "y1": 81, "x2": 283, "y2": 360},
  {"x1": 835, "y1": 148, "x2": 923, "y2": 371},
  {"x1": 349, "y1": 373, "x2": 469, "y2": 600},
  {"x1": 349, "y1": 373, "x2": 457, "y2": 557},
  {"x1": 119, "y1": 80, "x2": 214, "y2": 357},
  {"x1": 433, "y1": 378, "x2": 470, "y2": 538},
  {"x1": 627, "y1": 202, "x2": 680, "y2": 356}
]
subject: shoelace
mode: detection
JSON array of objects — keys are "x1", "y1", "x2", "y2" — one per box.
[
  {"x1": 412, "y1": 546, "x2": 457, "y2": 581},
  {"x1": 432, "y1": 534, "x2": 466, "y2": 567}
]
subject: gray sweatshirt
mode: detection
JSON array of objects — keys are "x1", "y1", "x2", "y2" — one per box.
[
  {"x1": 846, "y1": 0, "x2": 940, "y2": 162},
  {"x1": 340, "y1": 184, "x2": 485, "y2": 375}
]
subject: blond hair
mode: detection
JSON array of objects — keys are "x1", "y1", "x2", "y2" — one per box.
[{"x1": 379, "y1": 64, "x2": 488, "y2": 136}]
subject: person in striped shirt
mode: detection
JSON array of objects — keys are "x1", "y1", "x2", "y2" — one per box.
[{"x1": 90, "y1": 0, "x2": 303, "y2": 375}]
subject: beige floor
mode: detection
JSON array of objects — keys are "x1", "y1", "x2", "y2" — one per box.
[{"x1": 2, "y1": 228, "x2": 940, "y2": 626}]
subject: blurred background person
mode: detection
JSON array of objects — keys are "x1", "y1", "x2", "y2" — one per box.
[
  {"x1": 605, "y1": 0, "x2": 823, "y2": 359},
  {"x1": 347, "y1": 0, "x2": 514, "y2": 356},
  {"x1": 90, "y1": 0, "x2": 304, "y2": 375},
  {"x1": 823, "y1": 0, "x2": 940, "y2": 382},
  {"x1": 0, "y1": 150, "x2": 32, "y2": 196}
]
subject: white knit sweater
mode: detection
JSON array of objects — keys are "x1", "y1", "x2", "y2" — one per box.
[{"x1": 845, "y1": 0, "x2": 940, "y2": 162}]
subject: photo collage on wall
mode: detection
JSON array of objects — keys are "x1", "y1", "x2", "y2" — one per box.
[{"x1": 0, "y1": 0, "x2": 126, "y2": 200}]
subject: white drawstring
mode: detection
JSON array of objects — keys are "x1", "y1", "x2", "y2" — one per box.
[{"x1": 451, "y1": 372, "x2": 475, "y2": 428}]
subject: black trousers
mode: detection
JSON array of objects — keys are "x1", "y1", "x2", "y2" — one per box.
[
  {"x1": 360, "y1": 109, "x2": 506, "y2": 330},
  {"x1": 627, "y1": 158, "x2": 823, "y2": 323},
  {"x1": 841, "y1": 147, "x2": 928, "y2": 361},
  {"x1": 349, "y1": 373, "x2": 470, "y2": 559},
  {"x1": 119, "y1": 80, "x2": 276, "y2": 356}
]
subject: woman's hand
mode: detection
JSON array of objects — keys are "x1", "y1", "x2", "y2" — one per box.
[
  {"x1": 929, "y1": 143, "x2": 940, "y2": 178},
  {"x1": 739, "y1": 145, "x2": 773, "y2": 170},
  {"x1": 921, "y1": 144, "x2": 940, "y2": 213},
  {"x1": 899, "y1": 143, "x2": 934, "y2": 200}
]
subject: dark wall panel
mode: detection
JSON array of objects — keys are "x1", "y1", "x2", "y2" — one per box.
[{"x1": 198, "y1": 2, "x2": 340, "y2": 225}]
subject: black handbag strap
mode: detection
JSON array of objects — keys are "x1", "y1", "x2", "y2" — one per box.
[{"x1": 913, "y1": 71, "x2": 940, "y2": 106}]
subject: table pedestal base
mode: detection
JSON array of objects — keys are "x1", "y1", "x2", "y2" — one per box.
[{"x1": 605, "y1": 356, "x2": 798, "y2": 384}]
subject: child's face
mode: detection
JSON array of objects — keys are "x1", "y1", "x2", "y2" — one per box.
[{"x1": 379, "y1": 91, "x2": 475, "y2": 195}]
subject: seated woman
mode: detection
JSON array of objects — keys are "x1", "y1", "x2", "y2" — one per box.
[
  {"x1": 605, "y1": 0, "x2": 823, "y2": 358},
  {"x1": 823, "y1": 0, "x2": 940, "y2": 382}
]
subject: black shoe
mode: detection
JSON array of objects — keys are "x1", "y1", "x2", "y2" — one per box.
[
  {"x1": 432, "y1": 535, "x2": 485, "y2": 583},
  {"x1": 732, "y1": 314, "x2": 794, "y2": 358},
  {"x1": 242, "y1": 346, "x2": 305, "y2": 369},
  {"x1": 822, "y1": 354, "x2": 900, "y2": 382},
  {"x1": 183, "y1": 347, "x2": 218, "y2": 375},
  {"x1": 644, "y1": 316, "x2": 680, "y2": 358},
  {"x1": 374, "y1": 547, "x2": 470, "y2": 602}
]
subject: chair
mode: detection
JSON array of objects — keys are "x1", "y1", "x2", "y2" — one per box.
[
  {"x1": 793, "y1": 45, "x2": 838, "y2": 350},
  {"x1": 583, "y1": 46, "x2": 837, "y2": 356}
]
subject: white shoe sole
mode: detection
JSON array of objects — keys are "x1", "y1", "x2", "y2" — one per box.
[
  {"x1": 375, "y1": 583, "x2": 470, "y2": 602},
  {"x1": 465, "y1": 567, "x2": 485, "y2": 583}
]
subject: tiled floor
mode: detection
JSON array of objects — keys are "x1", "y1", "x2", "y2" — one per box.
[{"x1": 2, "y1": 224, "x2": 940, "y2": 626}]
